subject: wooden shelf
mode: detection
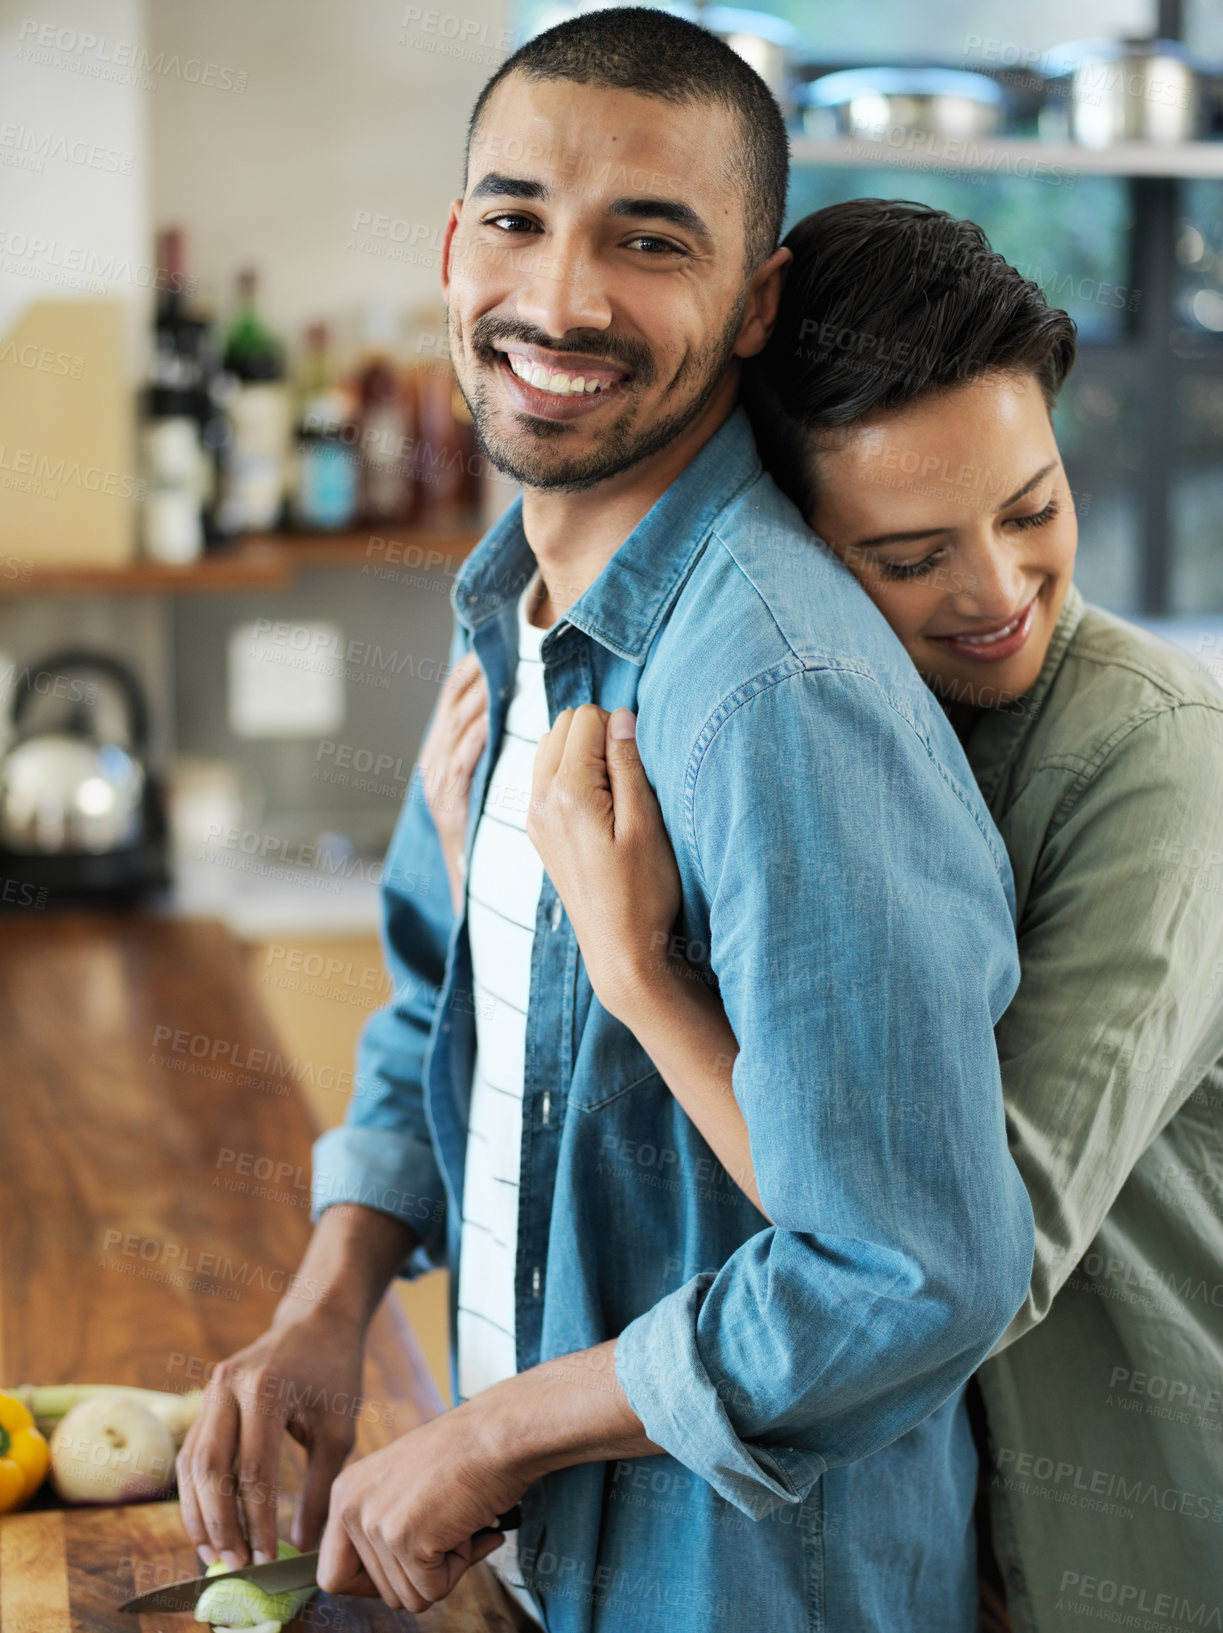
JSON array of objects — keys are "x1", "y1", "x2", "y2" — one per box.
[
  {"x1": 3, "y1": 523, "x2": 484, "y2": 596},
  {"x1": 790, "y1": 135, "x2": 1223, "y2": 179}
]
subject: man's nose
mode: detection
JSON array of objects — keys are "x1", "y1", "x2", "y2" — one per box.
[{"x1": 514, "y1": 233, "x2": 612, "y2": 338}]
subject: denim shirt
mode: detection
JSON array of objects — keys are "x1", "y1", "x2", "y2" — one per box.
[{"x1": 312, "y1": 405, "x2": 1035, "y2": 1633}]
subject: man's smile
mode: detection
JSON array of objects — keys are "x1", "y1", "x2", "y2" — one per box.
[
  {"x1": 494, "y1": 341, "x2": 629, "y2": 395},
  {"x1": 488, "y1": 340, "x2": 633, "y2": 421}
]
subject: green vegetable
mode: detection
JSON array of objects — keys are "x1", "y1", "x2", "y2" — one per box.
[{"x1": 194, "y1": 1540, "x2": 317, "y2": 1631}]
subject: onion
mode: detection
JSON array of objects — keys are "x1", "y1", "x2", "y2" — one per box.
[
  {"x1": 194, "y1": 1542, "x2": 317, "y2": 1631},
  {"x1": 49, "y1": 1395, "x2": 176, "y2": 1504}
]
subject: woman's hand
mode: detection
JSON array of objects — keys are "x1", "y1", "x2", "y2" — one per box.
[
  {"x1": 419, "y1": 651, "x2": 488, "y2": 913},
  {"x1": 527, "y1": 704, "x2": 681, "y2": 1022},
  {"x1": 528, "y1": 703, "x2": 767, "y2": 1219}
]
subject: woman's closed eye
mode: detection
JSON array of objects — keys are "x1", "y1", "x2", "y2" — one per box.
[
  {"x1": 874, "y1": 498, "x2": 1061, "y2": 582},
  {"x1": 877, "y1": 551, "x2": 946, "y2": 583},
  {"x1": 1007, "y1": 497, "x2": 1060, "y2": 532}
]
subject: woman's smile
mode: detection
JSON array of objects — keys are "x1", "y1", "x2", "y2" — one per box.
[{"x1": 925, "y1": 590, "x2": 1041, "y2": 664}]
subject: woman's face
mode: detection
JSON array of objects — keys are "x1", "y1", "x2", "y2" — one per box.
[{"x1": 809, "y1": 372, "x2": 1077, "y2": 710}]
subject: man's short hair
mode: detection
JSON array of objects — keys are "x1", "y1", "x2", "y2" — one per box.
[{"x1": 465, "y1": 6, "x2": 789, "y2": 273}]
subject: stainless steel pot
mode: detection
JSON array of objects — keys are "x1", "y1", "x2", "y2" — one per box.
[
  {"x1": 1043, "y1": 37, "x2": 1203, "y2": 146},
  {"x1": 701, "y1": 5, "x2": 800, "y2": 112},
  {"x1": 801, "y1": 67, "x2": 1005, "y2": 142}
]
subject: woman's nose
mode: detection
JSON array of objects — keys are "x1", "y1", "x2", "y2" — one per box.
[{"x1": 949, "y1": 537, "x2": 1030, "y2": 621}]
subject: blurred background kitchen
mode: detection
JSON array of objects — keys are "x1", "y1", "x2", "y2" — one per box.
[{"x1": 2, "y1": 0, "x2": 1221, "y2": 1399}]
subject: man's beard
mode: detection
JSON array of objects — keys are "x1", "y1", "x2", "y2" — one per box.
[{"x1": 449, "y1": 301, "x2": 746, "y2": 494}]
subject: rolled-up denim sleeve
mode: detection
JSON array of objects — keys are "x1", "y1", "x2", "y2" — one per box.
[
  {"x1": 615, "y1": 664, "x2": 1035, "y2": 1517},
  {"x1": 310, "y1": 621, "x2": 468, "y2": 1279}
]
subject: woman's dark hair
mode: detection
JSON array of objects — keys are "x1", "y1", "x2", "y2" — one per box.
[{"x1": 742, "y1": 199, "x2": 1078, "y2": 519}]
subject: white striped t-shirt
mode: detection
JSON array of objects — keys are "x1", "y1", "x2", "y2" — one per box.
[{"x1": 456, "y1": 575, "x2": 551, "y2": 1622}]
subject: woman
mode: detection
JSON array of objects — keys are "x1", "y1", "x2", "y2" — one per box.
[{"x1": 422, "y1": 202, "x2": 1223, "y2": 1632}]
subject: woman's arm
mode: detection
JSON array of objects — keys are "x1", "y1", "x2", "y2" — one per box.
[
  {"x1": 607, "y1": 943, "x2": 765, "y2": 1219},
  {"x1": 985, "y1": 701, "x2": 1223, "y2": 1350},
  {"x1": 420, "y1": 682, "x2": 768, "y2": 1215},
  {"x1": 528, "y1": 704, "x2": 768, "y2": 1220}
]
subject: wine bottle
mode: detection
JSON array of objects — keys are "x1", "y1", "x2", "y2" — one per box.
[
  {"x1": 290, "y1": 322, "x2": 358, "y2": 531},
  {"x1": 354, "y1": 303, "x2": 414, "y2": 527},
  {"x1": 216, "y1": 269, "x2": 291, "y2": 536},
  {"x1": 141, "y1": 228, "x2": 208, "y2": 562}
]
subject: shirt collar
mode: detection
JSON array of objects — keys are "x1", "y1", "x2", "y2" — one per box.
[
  {"x1": 450, "y1": 404, "x2": 763, "y2": 664},
  {"x1": 965, "y1": 580, "x2": 1086, "y2": 805}
]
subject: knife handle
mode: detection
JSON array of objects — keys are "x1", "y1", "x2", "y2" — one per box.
[{"x1": 473, "y1": 1503, "x2": 522, "y2": 1540}]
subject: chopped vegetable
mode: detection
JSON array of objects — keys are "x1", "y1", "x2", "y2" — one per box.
[
  {"x1": 0, "y1": 1390, "x2": 50, "y2": 1512},
  {"x1": 194, "y1": 1541, "x2": 317, "y2": 1632}
]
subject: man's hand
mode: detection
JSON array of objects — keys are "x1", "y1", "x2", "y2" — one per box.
[
  {"x1": 176, "y1": 1305, "x2": 367, "y2": 1568},
  {"x1": 318, "y1": 1338, "x2": 661, "y2": 1612},
  {"x1": 317, "y1": 1401, "x2": 525, "y2": 1610}
]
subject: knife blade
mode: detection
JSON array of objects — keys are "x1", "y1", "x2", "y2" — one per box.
[
  {"x1": 117, "y1": 1550, "x2": 320, "y2": 1614},
  {"x1": 116, "y1": 1505, "x2": 522, "y2": 1613}
]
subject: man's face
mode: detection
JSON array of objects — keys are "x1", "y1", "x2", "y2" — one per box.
[{"x1": 442, "y1": 73, "x2": 757, "y2": 492}]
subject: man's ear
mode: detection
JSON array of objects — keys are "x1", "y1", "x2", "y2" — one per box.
[
  {"x1": 734, "y1": 245, "x2": 792, "y2": 360},
  {"x1": 440, "y1": 197, "x2": 464, "y2": 298}
]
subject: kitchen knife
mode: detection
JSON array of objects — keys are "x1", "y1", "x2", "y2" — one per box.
[
  {"x1": 118, "y1": 1551, "x2": 320, "y2": 1614},
  {"x1": 117, "y1": 1506, "x2": 522, "y2": 1613}
]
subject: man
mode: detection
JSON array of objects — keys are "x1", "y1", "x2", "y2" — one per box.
[{"x1": 177, "y1": 11, "x2": 1034, "y2": 1630}]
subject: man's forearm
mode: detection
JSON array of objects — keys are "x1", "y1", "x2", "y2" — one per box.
[
  {"x1": 276, "y1": 1203, "x2": 421, "y2": 1332},
  {"x1": 475, "y1": 1340, "x2": 662, "y2": 1480}
]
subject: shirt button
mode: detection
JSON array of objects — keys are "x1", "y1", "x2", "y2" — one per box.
[
  {"x1": 549, "y1": 898, "x2": 563, "y2": 932},
  {"x1": 541, "y1": 1091, "x2": 551, "y2": 1126},
  {"x1": 531, "y1": 1266, "x2": 543, "y2": 1297}
]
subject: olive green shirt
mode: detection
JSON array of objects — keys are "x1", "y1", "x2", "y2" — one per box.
[{"x1": 962, "y1": 584, "x2": 1223, "y2": 1631}]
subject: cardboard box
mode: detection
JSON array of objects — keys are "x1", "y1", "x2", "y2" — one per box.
[{"x1": 0, "y1": 300, "x2": 138, "y2": 568}]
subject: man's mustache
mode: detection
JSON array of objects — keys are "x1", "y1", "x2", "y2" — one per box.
[{"x1": 469, "y1": 316, "x2": 656, "y2": 387}]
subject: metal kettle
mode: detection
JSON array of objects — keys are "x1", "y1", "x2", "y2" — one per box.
[{"x1": 0, "y1": 650, "x2": 151, "y2": 855}]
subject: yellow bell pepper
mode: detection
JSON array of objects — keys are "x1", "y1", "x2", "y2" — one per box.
[{"x1": 0, "y1": 1390, "x2": 50, "y2": 1512}]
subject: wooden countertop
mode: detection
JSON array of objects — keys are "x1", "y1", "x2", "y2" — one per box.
[{"x1": 0, "y1": 914, "x2": 517, "y2": 1632}]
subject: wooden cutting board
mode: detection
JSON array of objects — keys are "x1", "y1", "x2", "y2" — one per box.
[
  {"x1": 0, "y1": 915, "x2": 524, "y2": 1632},
  {"x1": 0, "y1": 1499, "x2": 521, "y2": 1632}
]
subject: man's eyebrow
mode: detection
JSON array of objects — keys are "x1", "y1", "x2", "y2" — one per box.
[
  {"x1": 847, "y1": 461, "x2": 1061, "y2": 550},
  {"x1": 468, "y1": 172, "x2": 549, "y2": 202},
  {"x1": 466, "y1": 175, "x2": 712, "y2": 241},
  {"x1": 607, "y1": 196, "x2": 712, "y2": 241}
]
